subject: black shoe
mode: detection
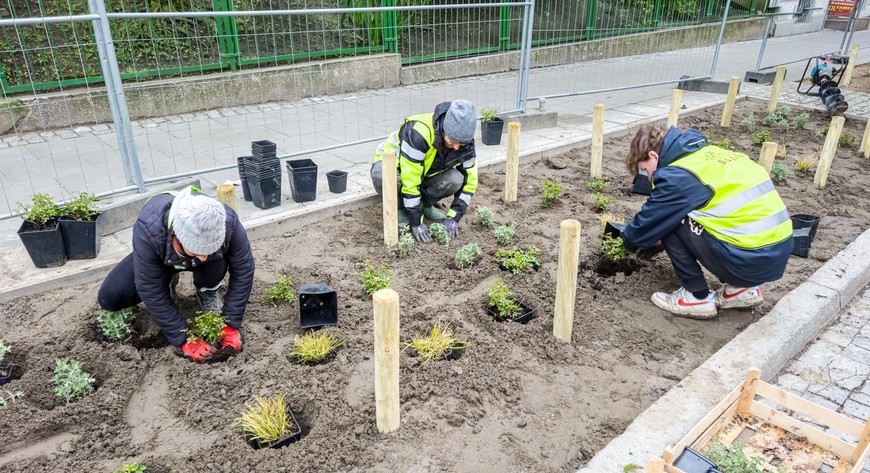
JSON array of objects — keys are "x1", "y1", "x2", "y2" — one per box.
[{"x1": 196, "y1": 285, "x2": 224, "y2": 313}]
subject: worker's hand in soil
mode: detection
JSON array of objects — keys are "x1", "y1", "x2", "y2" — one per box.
[
  {"x1": 181, "y1": 339, "x2": 217, "y2": 362},
  {"x1": 412, "y1": 224, "x2": 432, "y2": 243},
  {"x1": 443, "y1": 218, "x2": 459, "y2": 239},
  {"x1": 217, "y1": 326, "x2": 243, "y2": 352}
]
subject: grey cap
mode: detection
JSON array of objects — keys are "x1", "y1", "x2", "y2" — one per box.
[
  {"x1": 172, "y1": 194, "x2": 226, "y2": 256},
  {"x1": 443, "y1": 99, "x2": 477, "y2": 144}
]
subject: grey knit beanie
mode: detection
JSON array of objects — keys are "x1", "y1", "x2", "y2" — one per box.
[
  {"x1": 443, "y1": 99, "x2": 477, "y2": 144},
  {"x1": 171, "y1": 192, "x2": 226, "y2": 256}
]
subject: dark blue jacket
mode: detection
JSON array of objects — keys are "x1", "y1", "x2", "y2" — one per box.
[
  {"x1": 622, "y1": 127, "x2": 792, "y2": 284},
  {"x1": 132, "y1": 193, "x2": 255, "y2": 346}
]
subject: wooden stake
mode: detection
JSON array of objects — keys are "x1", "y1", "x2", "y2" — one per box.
[
  {"x1": 720, "y1": 77, "x2": 740, "y2": 127},
  {"x1": 373, "y1": 288, "x2": 400, "y2": 434},
  {"x1": 850, "y1": 415, "x2": 870, "y2": 465},
  {"x1": 736, "y1": 368, "x2": 761, "y2": 416},
  {"x1": 667, "y1": 89, "x2": 684, "y2": 128},
  {"x1": 767, "y1": 65, "x2": 787, "y2": 113},
  {"x1": 381, "y1": 149, "x2": 398, "y2": 247},
  {"x1": 503, "y1": 121, "x2": 521, "y2": 202},
  {"x1": 859, "y1": 117, "x2": 870, "y2": 158},
  {"x1": 815, "y1": 116, "x2": 846, "y2": 188},
  {"x1": 646, "y1": 457, "x2": 666, "y2": 473},
  {"x1": 758, "y1": 141, "x2": 778, "y2": 174},
  {"x1": 216, "y1": 183, "x2": 238, "y2": 214},
  {"x1": 590, "y1": 104, "x2": 604, "y2": 178},
  {"x1": 553, "y1": 220, "x2": 581, "y2": 343},
  {"x1": 841, "y1": 43, "x2": 860, "y2": 87}
]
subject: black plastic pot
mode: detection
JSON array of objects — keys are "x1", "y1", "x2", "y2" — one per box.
[
  {"x1": 249, "y1": 408, "x2": 303, "y2": 450},
  {"x1": 286, "y1": 159, "x2": 318, "y2": 203},
  {"x1": 237, "y1": 156, "x2": 253, "y2": 202},
  {"x1": 673, "y1": 447, "x2": 723, "y2": 473},
  {"x1": 251, "y1": 140, "x2": 277, "y2": 157},
  {"x1": 632, "y1": 172, "x2": 653, "y2": 195},
  {"x1": 326, "y1": 170, "x2": 348, "y2": 194},
  {"x1": 791, "y1": 226, "x2": 812, "y2": 258},
  {"x1": 604, "y1": 221, "x2": 626, "y2": 239},
  {"x1": 299, "y1": 283, "x2": 338, "y2": 329},
  {"x1": 0, "y1": 365, "x2": 16, "y2": 386},
  {"x1": 486, "y1": 301, "x2": 535, "y2": 324},
  {"x1": 481, "y1": 118, "x2": 505, "y2": 146},
  {"x1": 247, "y1": 174, "x2": 282, "y2": 210},
  {"x1": 59, "y1": 212, "x2": 103, "y2": 259},
  {"x1": 791, "y1": 214, "x2": 820, "y2": 243},
  {"x1": 17, "y1": 220, "x2": 67, "y2": 268}
]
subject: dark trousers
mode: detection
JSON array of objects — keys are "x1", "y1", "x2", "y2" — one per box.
[
  {"x1": 370, "y1": 161, "x2": 463, "y2": 207},
  {"x1": 97, "y1": 252, "x2": 227, "y2": 311},
  {"x1": 662, "y1": 218, "x2": 760, "y2": 293}
]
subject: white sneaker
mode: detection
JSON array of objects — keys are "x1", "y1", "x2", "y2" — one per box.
[
  {"x1": 650, "y1": 287, "x2": 718, "y2": 319},
  {"x1": 716, "y1": 284, "x2": 763, "y2": 309}
]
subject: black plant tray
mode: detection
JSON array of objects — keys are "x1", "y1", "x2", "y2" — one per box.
[
  {"x1": 0, "y1": 364, "x2": 17, "y2": 386},
  {"x1": 791, "y1": 226, "x2": 811, "y2": 258},
  {"x1": 673, "y1": 446, "x2": 723, "y2": 473},
  {"x1": 249, "y1": 408, "x2": 303, "y2": 450},
  {"x1": 790, "y1": 213, "x2": 820, "y2": 243},
  {"x1": 251, "y1": 140, "x2": 277, "y2": 156},
  {"x1": 486, "y1": 301, "x2": 535, "y2": 324},
  {"x1": 604, "y1": 221, "x2": 626, "y2": 239},
  {"x1": 299, "y1": 283, "x2": 338, "y2": 329}
]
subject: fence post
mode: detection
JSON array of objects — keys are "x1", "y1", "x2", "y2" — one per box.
[
  {"x1": 553, "y1": 219, "x2": 581, "y2": 343},
  {"x1": 373, "y1": 288, "x2": 400, "y2": 434},
  {"x1": 652, "y1": 0, "x2": 663, "y2": 27},
  {"x1": 709, "y1": 0, "x2": 732, "y2": 78},
  {"x1": 499, "y1": 0, "x2": 511, "y2": 51},
  {"x1": 383, "y1": 0, "x2": 398, "y2": 54},
  {"x1": 515, "y1": 1, "x2": 535, "y2": 112},
  {"x1": 584, "y1": 0, "x2": 597, "y2": 39},
  {"x1": 213, "y1": 0, "x2": 240, "y2": 70},
  {"x1": 755, "y1": 16, "x2": 773, "y2": 72}
]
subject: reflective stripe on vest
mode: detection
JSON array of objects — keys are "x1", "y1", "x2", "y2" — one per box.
[
  {"x1": 374, "y1": 113, "x2": 437, "y2": 174},
  {"x1": 669, "y1": 147, "x2": 792, "y2": 249}
]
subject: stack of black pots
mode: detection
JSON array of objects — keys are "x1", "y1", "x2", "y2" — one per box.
[
  {"x1": 237, "y1": 156, "x2": 253, "y2": 202},
  {"x1": 245, "y1": 140, "x2": 282, "y2": 210}
]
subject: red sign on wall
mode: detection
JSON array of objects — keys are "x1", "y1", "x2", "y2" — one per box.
[{"x1": 828, "y1": 0, "x2": 856, "y2": 18}]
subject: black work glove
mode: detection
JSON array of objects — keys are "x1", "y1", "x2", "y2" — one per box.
[
  {"x1": 443, "y1": 218, "x2": 459, "y2": 239},
  {"x1": 411, "y1": 224, "x2": 432, "y2": 243}
]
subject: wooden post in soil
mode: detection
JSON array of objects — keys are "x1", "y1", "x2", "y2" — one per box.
[
  {"x1": 720, "y1": 77, "x2": 740, "y2": 127},
  {"x1": 590, "y1": 104, "x2": 604, "y2": 178},
  {"x1": 859, "y1": 118, "x2": 870, "y2": 158},
  {"x1": 216, "y1": 183, "x2": 238, "y2": 214},
  {"x1": 841, "y1": 43, "x2": 860, "y2": 87},
  {"x1": 381, "y1": 149, "x2": 398, "y2": 247},
  {"x1": 553, "y1": 220, "x2": 581, "y2": 343},
  {"x1": 504, "y1": 121, "x2": 521, "y2": 202},
  {"x1": 736, "y1": 367, "x2": 761, "y2": 416},
  {"x1": 815, "y1": 116, "x2": 846, "y2": 188},
  {"x1": 767, "y1": 65, "x2": 787, "y2": 113},
  {"x1": 646, "y1": 457, "x2": 665, "y2": 473},
  {"x1": 667, "y1": 89, "x2": 684, "y2": 128},
  {"x1": 373, "y1": 288, "x2": 400, "y2": 434},
  {"x1": 758, "y1": 141, "x2": 778, "y2": 174}
]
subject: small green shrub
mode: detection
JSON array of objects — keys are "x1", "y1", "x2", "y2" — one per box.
[
  {"x1": 494, "y1": 222, "x2": 517, "y2": 246},
  {"x1": 761, "y1": 112, "x2": 779, "y2": 126},
  {"x1": 741, "y1": 114, "x2": 756, "y2": 132},
  {"x1": 184, "y1": 311, "x2": 226, "y2": 345},
  {"x1": 0, "y1": 390, "x2": 24, "y2": 410},
  {"x1": 393, "y1": 228, "x2": 415, "y2": 257},
  {"x1": 775, "y1": 119, "x2": 789, "y2": 132},
  {"x1": 475, "y1": 206, "x2": 495, "y2": 228},
  {"x1": 704, "y1": 439, "x2": 767, "y2": 473},
  {"x1": 751, "y1": 130, "x2": 772, "y2": 146},
  {"x1": 592, "y1": 193, "x2": 613, "y2": 213},
  {"x1": 0, "y1": 339, "x2": 9, "y2": 365},
  {"x1": 64, "y1": 192, "x2": 100, "y2": 221},
  {"x1": 541, "y1": 179, "x2": 565, "y2": 208},
  {"x1": 794, "y1": 112, "x2": 810, "y2": 128},
  {"x1": 429, "y1": 222, "x2": 450, "y2": 245},
  {"x1": 52, "y1": 358, "x2": 96, "y2": 403},
  {"x1": 709, "y1": 137, "x2": 733, "y2": 150},
  {"x1": 480, "y1": 107, "x2": 499, "y2": 124},
  {"x1": 97, "y1": 309, "x2": 135, "y2": 342},
  {"x1": 486, "y1": 280, "x2": 522, "y2": 320},
  {"x1": 358, "y1": 260, "x2": 392, "y2": 295},
  {"x1": 113, "y1": 463, "x2": 147, "y2": 473},
  {"x1": 770, "y1": 162, "x2": 790, "y2": 183},
  {"x1": 454, "y1": 242, "x2": 482, "y2": 268},
  {"x1": 261, "y1": 273, "x2": 296, "y2": 307},
  {"x1": 839, "y1": 132, "x2": 856, "y2": 147},
  {"x1": 495, "y1": 246, "x2": 541, "y2": 274},
  {"x1": 586, "y1": 176, "x2": 609, "y2": 192},
  {"x1": 17, "y1": 193, "x2": 62, "y2": 227},
  {"x1": 601, "y1": 234, "x2": 629, "y2": 263}
]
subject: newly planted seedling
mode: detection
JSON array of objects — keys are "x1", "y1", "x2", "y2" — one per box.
[
  {"x1": 494, "y1": 222, "x2": 516, "y2": 245},
  {"x1": 495, "y1": 246, "x2": 540, "y2": 274},
  {"x1": 358, "y1": 259, "x2": 392, "y2": 295},
  {"x1": 113, "y1": 463, "x2": 147, "y2": 473},
  {"x1": 289, "y1": 331, "x2": 344, "y2": 364},
  {"x1": 486, "y1": 280, "x2": 522, "y2": 320},
  {"x1": 541, "y1": 179, "x2": 564, "y2": 208},
  {"x1": 592, "y1": 193, "x2": 613, "y2": 213},
  {"x1": 793, "y1": 112, "x2": 810, "y2": 128},
  {"x1": 262, "y1": 273, "x2": 296, "y2": 307},
  {"x1": 751, "y1": 130, "x2": 772, "y2": 146},
  {"x1": 64, "y1": 192, "x2": 100, "y2": 221},
  {"x1": 184, "y1": 310, "x2": 226, "y2": 345},
  {"x1": 0, "y1": 390, "x2": 23, "y2": 410},
  {"x1": 601, "y1": 234, "x2": 629, "y2": 263},
  {"x1": 794, "y1": 155, "x2": 817, "y2": 174},
  {"x1": 839, "y1": 132, "x2": 856, "y2": 147},
  {"x1": 392, "y1": 227, "x2": 415, "y2": 257},
  {"x1": 234, "y1": 395, "x2": 295, "y2": 446},
  {"x1": 405, "y1": 322, "x2": 468, "y2": 363},
  {"x1": 475, "y1": 206, "x2": 495, "y2": 228},
  {"x1": 0, "y1": 339, "x2": 9, "y2": 365},
  {"x1": 586, "y1": 176, "x2": 609, "y2": 192},
  {"x1": 708, "y1": 137, "x2": 733, "y2": 150},
  {"x1": 740, "y1": 113, "x2": 756, "y2": 132},
  {"x1": 704, "y1": 438, "x2": 773, "y2": 473},
  {"x1": 429, "y1": 222, "x2": 450, "y2": 246},
  {"x1": 52, "y1": 358, "x2": 95, "y2": 403},
  {"x1": 97, "y1": 309, "x2": 135, "y2": 342},
  {"x1": 17, "y1": 193, "x2": 63, "y2": 228},
  {"x1": 454, "y1": 242, "x2": 482, "y2": 268},
  {"x1": 770, "y1": 162, "x2": 790, "y2": 183}
]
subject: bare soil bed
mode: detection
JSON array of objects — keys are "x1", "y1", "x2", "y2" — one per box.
[{"x1": 1, "y1": 99, "x2": 869, "y2": 472}]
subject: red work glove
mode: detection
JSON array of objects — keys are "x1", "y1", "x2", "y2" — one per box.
[
  {"x1": 181, "y1": 339, "x2": 217, "y2": 362},
  {"x1": 217, "y1": 326, "x2": 243, "y2": 352}
]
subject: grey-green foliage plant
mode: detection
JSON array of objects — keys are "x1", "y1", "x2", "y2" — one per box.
[
  {"x1": 261, "y1": 273, "x2": 296, "y2": 307},
  {"x1": 64, "y1": 192, "x2": 100, "y2": 221},
  {"x1": 358, "y1": 259, "x2": 391, "y2": 295},
  {"x1": 741, "y1": 113, "x2": 756, "y2": 132},
  {"x1": 495, "y1": 246, "x2": 541, "y2": 274},
  {"x1": 770, "y1": 162, "x2": 789, "y2": 183},
  {"x1": 393, "y1": 228, "x2": 415, "y2": 257},
  {"x1": 52, "y1": 358, "x2": 96, "y2": 403},
  {"x1": 704, "y1": 439, "x2": 773, "y2": 473},
  {"x1": 586, "y1": 176, "x2": 608, "y2": 192},
  {"x1": 601, "y1": 234, "x2": 629, "y2": 263},
  {"x1": 839, "y1": 132, "x2": 856, "y2": 147},
  {"x1": 475, "y1": 206, "x2": 494, "y2": 228},
  {"x1": 97, "y1": 309, "x2": 135, "y2": 342},
  {"x1": 751, "y1": 130, "x2": 772, "y2": 146},
  {"x1": 0, "y1": 390, "x2": 23, "y2": 410},
  {"x1": 794, "y1": 112, "x2": 810, "y2": 128},
  {"x1": 541, "y1": 179, "x2": 565, "y2": 208},
  {"x1": 429, "y1": 222, "x2": 450, "y2": 246},
  {"x1": 592, "y1": 193, "x2": 613, "y2": 213},
  {"x1": 486, "y1": 280, "x2": 522, "y2": 320},
  {"x1": 0, "y1": 339, "x2": 9, "y2": 365},
  {"x1": 454, "y1": 242, "x2": 482, "y2": 268},
  {"x1": 17, "y1": 193, "x2": 63, "y2": 227},
  {"x1": 775, "y1": 119, "x2": 789, "y2": 132},
  {"x1": 113, "y1": 464, "x2": 147, "y2": 473},
  {"x1": 494, "y1": 222, "x2": 516, "y2": 246}
]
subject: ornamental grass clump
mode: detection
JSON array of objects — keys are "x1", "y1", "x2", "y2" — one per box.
[
  {"x1": 358, "y1": 260, "x2": 391, "y2": 295},
  {"x1": 794, "y1": 155, "x2": 817, "y2": 174},
  {"x1": 601, "y1": 234, "x2": 630, "y2": 263},
  {"x1": 113, "y1": 463, "x2": 147, "y2": 473},
  {"x1": 476, "y1": 206, "x2": 495, "y2": 228},
  {"x1": 839, "y1": 132, "x2": 856, "y2": 147},
  {"x1": 493, "y1": 222, "x2": 516, "y2": 245},
  {"x1": 541, "y1": 179, "x2": 565, "y2": 208},
  {"x1": 234, "y1": 395, "x2": 295, "y2": 446},
  {"x1": 405, "y1": 323, "x2": 468, "y2": 364},
  {"x1": 184, "y1": 310, "x2": 226, "y2": 345},
  {"x1": 454, "y1": 242, "x2": 482, "y2": 268},
  {"x1": 429, "y1": 222, "x2": 450, "y2": 246},
  {"x1": 97, "y1": 309, "x2": 135, "y2": 342},
  {"x1": 289, "y1": 331, "x2": 344, "y2": 364},
  {"x1": 770, "y1": 162, "x2": 790, "y2": 183},
  {"x1": 52, "y1": 358, "x2": 96, "y2": 403},
  {"x1": 262, "y1": 273, "x2": 296, "y2": 307},
  {"x1": 486, "y1": 280, "x2": 522, "y2": 320},
  {"x1": 495, "y1": 246, "x2": 540, "y2": 274}
]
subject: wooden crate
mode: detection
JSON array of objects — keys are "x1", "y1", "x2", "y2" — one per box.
[{"x1": 647, "y1": 368, "x2": 870, "y2": 473}]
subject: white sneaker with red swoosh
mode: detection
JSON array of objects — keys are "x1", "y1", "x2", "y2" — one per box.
[
  {"x1": 716, "y1": 284, "x2": 764, "y2": 309},
  {"x1": 650, "y1": 287, "x2": 717, "y2": 319}
]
